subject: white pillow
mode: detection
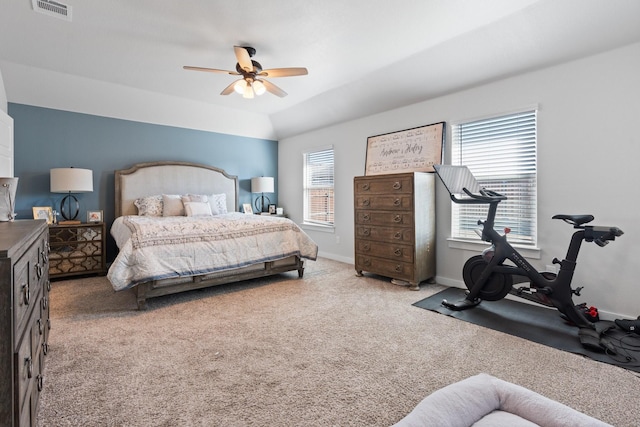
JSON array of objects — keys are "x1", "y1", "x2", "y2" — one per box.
[
  {"x1": 208, "y1": 193, "x2": 228, "y2": 215},
  {"x1": 134, "y1": 195, "x2": 163, "y2": 216},
  {"x1": 184, "y1": 201, "x2": 212, "y2": 217},
  {"x1": 162, "y1": 194, "x2": 184, "y2": 216},
  {"x1": 181, "y1": 194, "x2": 208, "y2": 204}
]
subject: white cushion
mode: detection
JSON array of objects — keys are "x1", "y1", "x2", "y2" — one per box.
[
  {"x1": 184, "y1": 201, "x2": 212, "y2": 217},
  {"x1": 208, "y1": 193, "x2": 228, "y2": 215}
]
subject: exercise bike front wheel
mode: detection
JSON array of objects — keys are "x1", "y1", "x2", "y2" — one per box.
[{"x1": 462, "y1": 255, "x2": 513, "y2": 301}]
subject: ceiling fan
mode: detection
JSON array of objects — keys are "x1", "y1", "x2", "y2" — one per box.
[{"x1": 183, "y1": 46, "x2": 308, "y2": 99}]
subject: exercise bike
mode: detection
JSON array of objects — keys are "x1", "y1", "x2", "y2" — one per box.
[{"x1": 433, "y1": 165, "x2": 623, "y2": 331}]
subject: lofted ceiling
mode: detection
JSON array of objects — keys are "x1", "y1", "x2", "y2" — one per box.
[{"x1": 1, "y1": 0, "x2": 640, "y2": 139}]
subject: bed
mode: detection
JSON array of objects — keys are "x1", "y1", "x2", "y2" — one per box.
[{"x1": 107, "y1": 161, "x2": 318, "y2": 309}]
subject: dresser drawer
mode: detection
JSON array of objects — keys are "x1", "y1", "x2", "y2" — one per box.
[
  {"x1": 356, "y1": 211, "x2": 413, "y2": 226},
  {"x1": 16, "y1": 327, "x2": 34, "y2": 412},
  {"x1": 355, "y1": 194, "x2": 413, "y2": 210},
  {"x1": 356, "y1": 240, "x2": 414, "y2": 263},
  {"x1": 355, "y1": 225, "x2": 414, "y2": 244},
  {"x1": 355, "y1": 255, "x2": 413, "y2": 281},
  {"x1": 13, "y1": 253, "x2": 34, "y2": 336},
  {"x1": 355, "y1": 175, "x2": 414, "y2": 195}
]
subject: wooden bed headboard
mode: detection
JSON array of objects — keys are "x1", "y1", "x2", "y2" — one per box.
[{"x1": 114, "y1": 161, "x2": 239, "y2": 217}]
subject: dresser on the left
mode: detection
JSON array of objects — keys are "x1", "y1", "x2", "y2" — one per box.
[{"x1": 0, "y1": 220, "x2": 50, "y2": 427}]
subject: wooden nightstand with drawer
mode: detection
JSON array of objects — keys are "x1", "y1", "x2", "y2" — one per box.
[
  {"x1": 354, "y1": 172, "x2": 435, "y2": 290},
  {"x1": 48, "y1": 222, "x2": 107, "y2": 279}
]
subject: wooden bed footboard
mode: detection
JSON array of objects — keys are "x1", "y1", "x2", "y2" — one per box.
[{"x1": 134, "y1": 256, "x2": 305, "y2": 309}]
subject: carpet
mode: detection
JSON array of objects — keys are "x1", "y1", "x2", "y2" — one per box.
[
  {"x1": 414, "y1": 287, "x2": 640, "y2": 373},
  {"x1": 36, "y1": 259, "x2": 640, "y2": 426}
]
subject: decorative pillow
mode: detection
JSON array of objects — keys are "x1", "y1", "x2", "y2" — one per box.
[
  {"x1": 162, "y1": 194, "x2": 184, "y2": 216},
  {"x1": 181, "y1": 194, "x2": 208, "y2": 204},
  {"x1": 134, "y1": 195, "x2": 163, "y2": 216},
  {"x1": 208, "y1": 193, "x2": 228, "y2": 215},
  {"x1": 184, "y1": 201, "x2": 213, "y2": 217}
]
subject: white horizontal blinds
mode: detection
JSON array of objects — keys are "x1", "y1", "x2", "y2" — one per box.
[
  {"x1": 451, "y1": 110, "x2": 537, "y2": 245},
  {"x1": 303, "y1": 147, "x2": 335, "y2": 226}
]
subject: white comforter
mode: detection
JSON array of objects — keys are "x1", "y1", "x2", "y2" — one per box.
[{"x1": 107, "y1": 213, "x2": 318, "y2": 291}]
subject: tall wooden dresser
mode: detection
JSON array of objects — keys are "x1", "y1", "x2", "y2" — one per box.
[
  {"x1": 354, "y1": 172, "x2": 435, "y2": 290},
  {"x1": 0, "y1": 220, "x2": 50, "y2": 426}
]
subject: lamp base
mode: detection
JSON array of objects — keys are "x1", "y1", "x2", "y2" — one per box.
[
  {"x1": 254, "y1": 194, "x2": 271, "y2": 213},
  {"x1": 59, "y1": 220, "x2": 81, "y2": 225}
]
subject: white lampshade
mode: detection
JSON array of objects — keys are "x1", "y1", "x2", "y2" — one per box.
[
  {"x1": 251, "y1": 177, "x2": 274, "y2": 193},
  {"x1": 50, "y1": 168, "x2": 93, "y2": 193}
]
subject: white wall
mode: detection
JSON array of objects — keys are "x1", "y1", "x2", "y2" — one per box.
[
  {"x1": 0, "y1": 67, "x2": 7, "y2": 113},
  {"x1": 279, "y1": 42, "x2": 640, "y2": 320}
]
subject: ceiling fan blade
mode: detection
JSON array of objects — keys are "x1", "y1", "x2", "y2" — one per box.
[
  {"x1": 234, "y1": 46, "x2": 254, "y2": 72},
  {"x1": 183, "y1": 66, "x2": 239, "y2": 75},
  {"x1": 220, "y1": 80, "x2": 239, "y2": 95},
  {"x1": 258, "y1": 67, "x2": 308, "y2": 78},
  {"x1": 260, "y1": 79, "x2": 287, "y2": 97}
]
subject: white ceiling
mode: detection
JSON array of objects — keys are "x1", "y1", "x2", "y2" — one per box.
[{"x1": 1, "y1": 0, "x2": 640, "y2": 138}]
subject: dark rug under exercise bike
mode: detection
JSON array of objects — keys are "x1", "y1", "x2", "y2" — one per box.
[{"x1": 414, "y1": 287, "x2": 640, "y2": 373}]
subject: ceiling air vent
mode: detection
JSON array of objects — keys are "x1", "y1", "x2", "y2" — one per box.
[{"x1": 32, "y1": 0, "x2": 72, "y2": 22}]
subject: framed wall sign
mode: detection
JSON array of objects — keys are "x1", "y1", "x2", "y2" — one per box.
[{"x1": 365, "y1": 122, "x2": 445, "y2": 175}]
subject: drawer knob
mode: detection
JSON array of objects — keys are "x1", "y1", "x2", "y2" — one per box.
[
  {"x1": 362, "y1": 183, "x2": 370, "y2": 191},
  {"x1": 38, "y1": 319, "x2": 44, "y2": 335},
  {"x1": 393, "y1": 198, "x2": 401, "y2": 206},
  {"x1": 362, "y1": 199, "x2": 370, "y2": 206},
  {"x1": 36, "y1": 263, "x2": 43, "y2": 279},
  {"x1": 37, "y1": 374, "x2": 44, "y2": 392},
  {"x1": 42, "y1": 342, "x2": 49, "y2": 356},
  {"x1": 362, "y1": 243, "x2": 370, "y2": 252},
  {"x1": 394, "y1": 232, "x2": 402, "y2": 240},
  {"x1": 363, "y1": 258, "x2": 371, "y2": 266},
  {"x1": 394, "y1": 249, "x2": 402, "y2": 257},
  {"x1": 395, "y1": 264, "x2": 402, "y2": 272},
  {"x1": 393, "y1": 181, "x2": 402, "y2": 190},
  {"x1": 362, "y1": 214, "x2": 370, "y2": 221},
  {"x1": 47, "y1": 280, "x2": 51, "y2": 292},
  {"x1": 42, "y1": 296, "x2": 48, "y2": 310},
  {"x1": 363, "y1": 229, "x2": 371, "y2": 237},
  {"x1": 393, "y1": 215, "x2": 402, "y2": 223},
  {"x1": 22, "y1": 283, "x2": 30, "y2": 305}
]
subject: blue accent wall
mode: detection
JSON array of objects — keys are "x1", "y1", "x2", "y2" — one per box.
[{"x1": 9, "y1": 103, "x2": 278, "y2": 259}]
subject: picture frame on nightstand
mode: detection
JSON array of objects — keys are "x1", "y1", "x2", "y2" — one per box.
[
  {"x1": 87, "y1": 210, "x2": 103, "y2": 223},
  {"x1": 32, "y1": 206, "x2": 54, "y2": 224}
]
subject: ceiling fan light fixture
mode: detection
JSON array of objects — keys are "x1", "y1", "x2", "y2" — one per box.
[
  {"x1": 252, "y1": 80, "x2": 266, "y2": 96},
  {"x1": 243, "y1": 82, "x2": 254, "y2": 99},
  {"x1": 234, "y1": 80, "x2": 247, "y2": 94}
]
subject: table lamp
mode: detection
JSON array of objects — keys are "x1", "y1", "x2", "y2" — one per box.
[
  {"x1": 251, "y1": 176, "x2": 274, "y2": 213},
  {"x1": 50, "y1": 167, "x2": 93, "y2": 224}
]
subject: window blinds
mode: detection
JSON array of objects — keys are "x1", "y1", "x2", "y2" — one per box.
[
  {"x1": 303, "y1": 147, "x2": 335, "y2": 226},
  {"x1": 451, "y1": 110, "x2": 537, "y2": 245}
]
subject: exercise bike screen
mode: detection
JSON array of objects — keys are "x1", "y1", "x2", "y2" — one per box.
[{"x1": 433, "y1": 165, "x2": 482, "y2": 197}]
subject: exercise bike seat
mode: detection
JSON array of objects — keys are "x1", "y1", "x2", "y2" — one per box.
[{"x1": 552, "y1": 214, "x2": 594, "y2": 226}]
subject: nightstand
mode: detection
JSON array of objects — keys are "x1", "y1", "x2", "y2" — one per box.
[{"x1": 48, "y1": 222, "x2": 107, "y2": 279}]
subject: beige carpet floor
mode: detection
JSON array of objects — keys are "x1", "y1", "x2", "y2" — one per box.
[{"x1": 38, "y1": 257, "x2": 640, "y2": 426}]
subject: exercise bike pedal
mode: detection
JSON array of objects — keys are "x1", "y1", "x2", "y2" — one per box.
[{"x1": 442, "y1": 298, "x2": 481, "y2": 311}]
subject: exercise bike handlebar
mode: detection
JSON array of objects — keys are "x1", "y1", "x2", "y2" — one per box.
[{"x1": 449, "y1": 187, "x2": 508, "y2": 204}]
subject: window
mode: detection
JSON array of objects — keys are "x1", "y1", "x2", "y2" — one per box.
[
  {"x1": 303, "y1": 146, "x2": 334, "y2": 227},
  {"x1": 451, "y1": 109, "x2": 537, "y2": 246}
]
